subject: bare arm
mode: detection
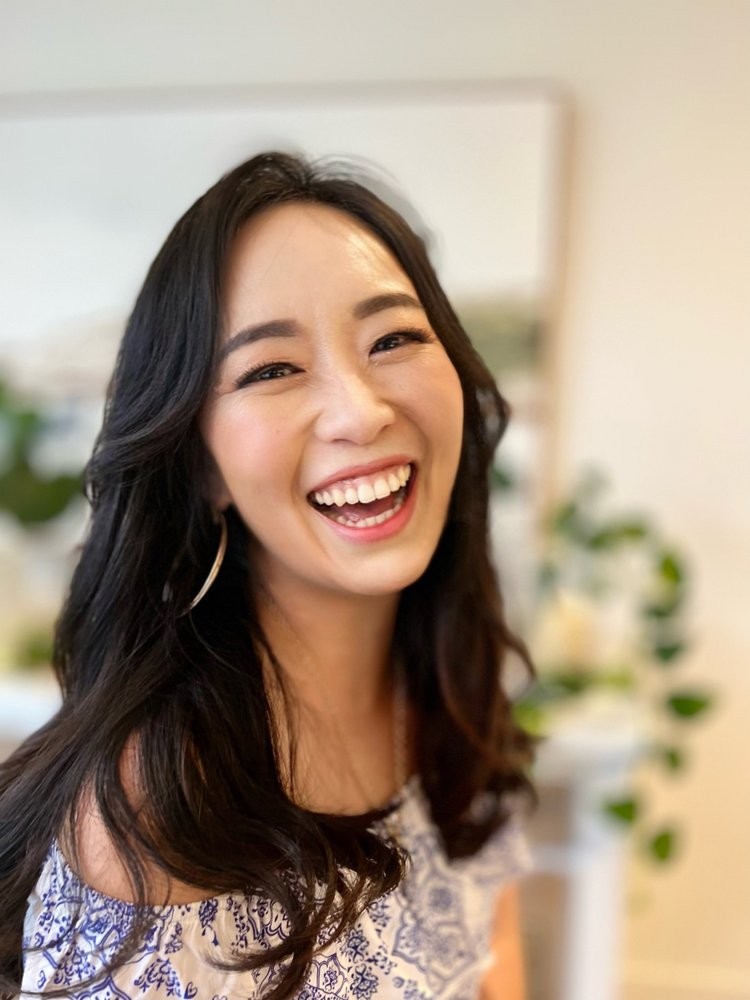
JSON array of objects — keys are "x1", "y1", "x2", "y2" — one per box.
[{"x1": 479, "y1": 883, "x2": 526, "y2": 1000}]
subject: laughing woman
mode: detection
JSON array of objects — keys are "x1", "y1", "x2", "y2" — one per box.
[{"x1": 0, "y1": 152, "x2": 534, "y2": 1000}]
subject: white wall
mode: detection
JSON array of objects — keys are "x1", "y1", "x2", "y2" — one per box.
[{"x1": 3, "y1": 2, "x2": 749, "y2": 995}]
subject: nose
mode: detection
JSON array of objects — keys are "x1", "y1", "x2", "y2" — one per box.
[{"x1": 313, "y1": 368, "x2": 396, "y2": 444}]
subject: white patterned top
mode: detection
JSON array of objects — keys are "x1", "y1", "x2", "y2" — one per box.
[{"x1": 21, "y1": 777, "x2": 530, "y2": 999}]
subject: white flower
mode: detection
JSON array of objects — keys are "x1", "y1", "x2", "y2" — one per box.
[{"x1": 530, "y1": 587, "x2": 638, "y2": 671}]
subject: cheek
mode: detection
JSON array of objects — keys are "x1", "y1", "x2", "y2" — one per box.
[
  {"x1": 202, "y1": 404, "x2": 295, "y2": 502},
  {"x1": 424, "y1": 362, "x2": 464, "y2": 461}
]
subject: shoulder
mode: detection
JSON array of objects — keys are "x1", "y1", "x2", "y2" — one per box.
[
  {"x1": 405, "y1": 779, "x2": 533, "y2": 881},
  {"x1": 65, "y1": 744, "x2": 203, "y2": 905},
  {"x1": 480, "y1": 810, "x2": 534, "y2": 880},
  {"x1": 21, "y1": 840, "x2": 256, "y2": 998},
  {"x1": 69, "y1": 791, "x2": 196, "y2": 904}
]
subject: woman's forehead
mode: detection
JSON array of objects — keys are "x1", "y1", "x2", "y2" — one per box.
[
  {"x1": 235, "y1": 201, "x2": 393, "y2": 266},
  {"x1": 222, "y1": 202, "x2": 418, "y2": 329}
]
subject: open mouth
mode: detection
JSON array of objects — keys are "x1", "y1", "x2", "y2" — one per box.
[{"x1": 307, "y1": 463, "x2": 414, "y2": 529}]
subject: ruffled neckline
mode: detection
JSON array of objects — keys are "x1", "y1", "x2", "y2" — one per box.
[{"x1": 49, "y1": 773, "x2": 423, "y2": 914}]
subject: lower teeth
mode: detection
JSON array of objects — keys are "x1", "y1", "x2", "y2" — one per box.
[{"x1": 333, "y1": 497, "x2": 404, "y2": 528}]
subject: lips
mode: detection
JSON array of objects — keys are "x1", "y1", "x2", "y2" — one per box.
[{"x1": 307, "y1": 463, "x2": 414, "y2": 528}]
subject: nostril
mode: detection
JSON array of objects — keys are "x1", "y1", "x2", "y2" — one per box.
[{"x1": 314, "y1": 383, "x2": 396, "y2": 444}]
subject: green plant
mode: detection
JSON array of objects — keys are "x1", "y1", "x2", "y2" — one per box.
[
  {"x1": 0, "y1": 378, "x2": 84, "y2": 673},
  {"x1": 0, "y1": 379, "x2": 82, "y2": 525},
  {"x1": 514, "y1": 469, "x2": 713, "y2": 864}
]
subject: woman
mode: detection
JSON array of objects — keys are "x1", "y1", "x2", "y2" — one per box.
[{"x1": 0, "y1": 152, "x2": 534, "y2": 999}]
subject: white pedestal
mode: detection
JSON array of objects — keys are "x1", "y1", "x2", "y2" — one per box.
[{"x1": 524, "y1": 705, "x2": 643, "y2": 1000}]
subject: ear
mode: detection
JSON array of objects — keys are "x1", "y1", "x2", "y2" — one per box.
[{"x1": 203, "y1": 454, "x2": 232, "y2": 511}]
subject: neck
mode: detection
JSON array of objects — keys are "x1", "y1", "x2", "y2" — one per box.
[
  {"x1": 257, "y1": 579, "x2": 407, "y2": 814},
  {"x1": 258, "y1": 578, "x2": 400, "y2": 716}
]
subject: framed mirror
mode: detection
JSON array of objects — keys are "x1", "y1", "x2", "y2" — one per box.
[{"x1": 0, "y1": 81, "x2": 566, "y2": 673}]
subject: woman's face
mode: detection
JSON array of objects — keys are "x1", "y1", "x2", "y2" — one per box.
[{"x1": 201, "y1": 202, "x2": 464, "y2": 602}]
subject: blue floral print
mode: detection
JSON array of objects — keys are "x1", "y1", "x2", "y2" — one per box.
[{"x1": 22, "y1": 778, "x2": 530, "y2": 998}]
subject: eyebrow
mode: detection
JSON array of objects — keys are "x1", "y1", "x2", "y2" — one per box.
[
  {"x1": 219, "y1": 291, "x2": 425, "y2": 362},
  {"x1": 218, "y1": 320, "x2": 297, "y2": 362},
  {"x1": 351, "y1": 292, "x2": 424, "y2": 320}
]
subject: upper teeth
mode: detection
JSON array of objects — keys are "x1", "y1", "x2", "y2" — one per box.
[{"x1": 312, "y1": 464, "x2": 411, "y2": 507}]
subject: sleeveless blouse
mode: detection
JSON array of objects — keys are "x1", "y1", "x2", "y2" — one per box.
[{"x1": 21, "y1": 777, "x2": 530, "y2": 999}]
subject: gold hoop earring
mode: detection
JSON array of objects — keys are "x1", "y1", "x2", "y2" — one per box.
[{"x1": 184, "y1": 511, "x2": 228, "y2": 613}]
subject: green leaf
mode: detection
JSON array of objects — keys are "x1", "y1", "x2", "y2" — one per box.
[
  {"x1": 552, "y1": 500, "x2": 583, "y2": 539},
  {"x1": 619, "y1": 520, "x2": 651, "y2": 541},
  {"x1": 648, "y1": 827, "x2": 678, "y2": 863},
  {"x1": 665, "y1": 691, "x2": 713, "y2": 720},
  {"x1": 536, "y1": 561, "x2": 558, "y2": 591},
  {"x1": 0, "y1": 381, "x2": 46, "y2": 464},
  {"x1": 658, "y1": 550, "x2": 684, "y2": 586},
  {"x1": 0, "y1": 465, "x2": 82, "y2": 524},
  {"x1": 640, "y1": 592, "x2": 684, "y2": 620},
  {"x1": 652, "y1": 640, "x2": 687, "y2": 664},
  {"x1": 513, "y1": 702, "x2": 547, "y2": 737},
  {"x1": 490, "y1": 464, "x2": 515, "y2": 491},
  {"x1": 551, "y1": 670, "x2": 595, "y2": 695},
  {"x1": 587, "y1": 520, "x2": 650, "y2": 550},
  {"x1": 576, "y1": 467, "x2": 609, "y2": 502},
  {"x1": 14, "y1": 625, "x2": 54, "y2": 668},
  {"x1": 604, "y1": 796, "x2": 640, "y2": 825},
  {"x1": 587, "y1": 526, "x2": 619, "y2": 550},
  {"x1": 600, "y1": 668, "x2": 635, "y2": 691},
  {"x1": 657, "y1": 745, "x2": 685, "y2": 772},
  {"x1": 515, "y1": 673, "x2": 582, "y2": 709}
]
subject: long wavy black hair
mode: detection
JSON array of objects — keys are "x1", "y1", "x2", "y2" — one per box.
[{"x1": 0, "y1": 151, "x2": 534, "y2": 999}]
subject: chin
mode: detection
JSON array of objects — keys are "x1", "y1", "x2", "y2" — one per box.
[{"x1": 340, "y1": 550, "x2": 436, "y2": 598}]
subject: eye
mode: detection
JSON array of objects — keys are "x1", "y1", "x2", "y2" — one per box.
[
  {"x1": 235, "y1": 361, "x2": 301, "y2": 389},
  {"x1": 371, "y1": 328, "x2": 431, "y2": 354}
]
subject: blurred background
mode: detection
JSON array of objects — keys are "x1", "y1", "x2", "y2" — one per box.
[{"x1": 1, "y1": 2, "x2": 748, "y2": 998}]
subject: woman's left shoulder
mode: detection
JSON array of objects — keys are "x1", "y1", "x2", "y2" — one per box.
[
  {"x1": 473, "y1": 808, "x2": 534, "y2": 883},
  {"x1": 399, "y1": 779, "x2": 533, "y2": 891}
]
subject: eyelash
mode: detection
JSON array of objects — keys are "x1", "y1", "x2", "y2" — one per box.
[
  {"x1": 371, "y1": 328, "x2": 431, "y2": 353},
  {"x1": 234, "y1": 328, "x2": 431, "y2": 389},
  {"x1": 235, "y1": 361, "x2": 299, "y2": 388}
]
